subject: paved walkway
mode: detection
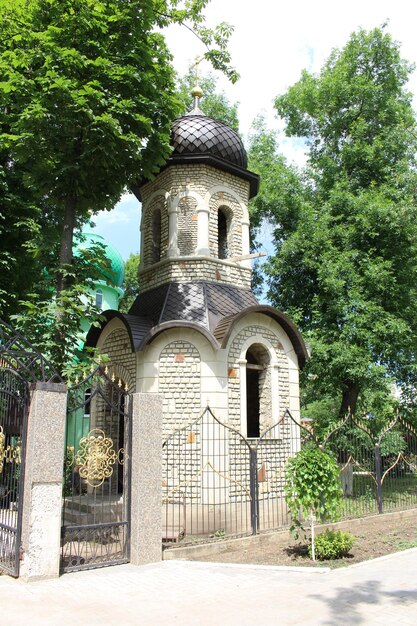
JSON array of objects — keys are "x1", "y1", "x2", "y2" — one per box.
[{"x1": 1, "y1": 549, "x2": 417, "y2": 625}]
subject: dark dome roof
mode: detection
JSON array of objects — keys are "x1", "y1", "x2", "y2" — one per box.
[{"x1": 170, "y1": 114, "x2": 247, "y2": 169}]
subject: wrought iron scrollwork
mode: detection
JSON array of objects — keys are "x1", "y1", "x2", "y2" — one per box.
[
  {"x1": 0, "y1": 318, "x2": 62, "y2": 383},
  {"x1": 0, "y1": 426, "x2": 21, "y2": 475},
  {"x1": 76, "y1": 429, "x2": 118, "y2": 487},
  {"x1": 0, "y1": 426, "x2": 4, "y2": 474}
]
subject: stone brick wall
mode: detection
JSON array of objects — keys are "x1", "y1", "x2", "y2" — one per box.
[
  {"x1": 159, "y1": 323, "x2": 301, "y2": 508},
  {"x1": 158, "y1": 340, "x2": 201, "y2": 437},
  {"x1": 159, "y1": 340, "x2": 202, "y2": 502},
  {"x1": 100, "y1": 328, "x2": 136, "y2": 392},
  {"x1": 139, "y1": 257, "x2": 252, "y2": 292},
  {"x1": 140, "y1": 164, "x2": 250, "y2": 211}
]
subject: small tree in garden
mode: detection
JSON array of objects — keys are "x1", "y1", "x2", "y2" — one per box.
[{"x1": 284, "y1": 444, "x2": 343, "y2": 560}]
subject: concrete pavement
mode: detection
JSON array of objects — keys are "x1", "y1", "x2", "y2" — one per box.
[{"x1": 1, "y1": 549, "x2": 417, "y2": 625}]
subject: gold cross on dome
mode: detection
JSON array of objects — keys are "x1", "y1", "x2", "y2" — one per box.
[{"x1": 191, "y1": 55, "x2": 204, "y2": 88}]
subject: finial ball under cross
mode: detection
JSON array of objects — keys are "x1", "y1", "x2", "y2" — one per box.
[{"x1": 191, "y1": 55, "x2": 204, "y2": 98}]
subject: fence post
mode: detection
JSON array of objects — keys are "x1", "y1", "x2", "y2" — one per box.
[
  {"x1": 20, "y1": 382, "x2": 67, "y2": 581},
  {"x1": 249, "y1": 446, "x2": 258, "y2": 535},
  {"x1": 374, "y1": 443, "x2": 383, "y2": 514},
  {"x1": 130, "y1": 392, "x2": 163, "y2": 565}
]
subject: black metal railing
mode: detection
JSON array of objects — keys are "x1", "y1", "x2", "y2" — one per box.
[
  {"x1": 321, "y1": 413, "x2": 417, "y2": 519},
  {"x1": 162, "y1": 408, "x2": 417, "y2": 548}
]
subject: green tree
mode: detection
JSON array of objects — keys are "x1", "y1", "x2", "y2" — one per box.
[
  {"x1": 119, "y1": 252, "x2": 140, "y2": 313},
  {"x1": 12, "y1": 241, "x2": 110, "y2": 368},
  {"x1": 247, "y1": 116, "x2": 307, "y2": 295},
  {"x1": 0, "y1": 1, "x2": 43, "y2": 319},
  {"x1": 1, "y1": 0, "x2": 236, "y2": 366},
  {"x1": 284, "y1": 444, "x2": 343, "y2": 558},
  {"x1": 261, "y1": 27, "x2": 417, "y2": 419}
]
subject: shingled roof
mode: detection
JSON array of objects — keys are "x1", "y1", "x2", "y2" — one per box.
[{"x1": 85, "y1": 281, "x2": 308, "y2": 369}]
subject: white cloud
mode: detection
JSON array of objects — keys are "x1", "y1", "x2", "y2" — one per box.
[
  {"x1": 94, "y1": 209, "x2": 132, "y2": 226},
  {"x1": 93, "y1": 194, "x2": 139, "y2": 226}
]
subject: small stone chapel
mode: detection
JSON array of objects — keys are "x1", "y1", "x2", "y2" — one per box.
[{"x1": 86, "y1": 83, "x2": 308, "y2": 440}]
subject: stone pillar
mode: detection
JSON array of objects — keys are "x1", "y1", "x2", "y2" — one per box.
[
  {"x1": 238, "y1": 358, "x2": 247, "y2": 437},
  {"x1": 130, "y1": 393, "x2": 162, "y2": 565},
  {"x1": 167, "y1": 204, "x2": 180, "y2": 257},
  {"x1": 241, "y1": 219, "x2": 251, "y2": 267},
  {"x1": 20, "y1": 382, "x2": 67, "y2": 581},
  {"x1": 196, "y1": 204, "x2": 210, "y2": 256},
  {"x1": 270, "y1": 363, "x2": 281, "y2": 438}
]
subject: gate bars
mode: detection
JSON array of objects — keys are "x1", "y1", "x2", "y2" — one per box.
[
  {"x1": 0, "y1": 369, "x2": 28, "y2": 576},
  {"x1": 0, "y1": 319, "x2": 61, "y2": 577},
  {"x1": 61, "y1": 366, "x2": 132, "y2": 573}
]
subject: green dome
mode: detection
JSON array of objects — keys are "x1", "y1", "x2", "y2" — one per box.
[{"x1": 74, "y1": 224, "x2": 125, "y2": 288}]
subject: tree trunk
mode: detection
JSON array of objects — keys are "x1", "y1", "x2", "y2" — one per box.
[
  {"x1": 54, "y1": 194, "x2": 77, "y2": 362},
  {"x1": 337, "y1": 381, "x2": 360, "y2": 480},
  {"x1": 338, "y1": 381, "x2": 360, "y2": 420},
  {"x1": 56, "y1": 195, "x2": 77, "y2": 299}
]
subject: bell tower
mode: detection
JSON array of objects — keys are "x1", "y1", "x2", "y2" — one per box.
[
  {"x1": 133, "y1": 73, "x2": 259, "y2": 296},
  {"x1": 88, "y1": 63, "x2": 308, "y2": 469}
]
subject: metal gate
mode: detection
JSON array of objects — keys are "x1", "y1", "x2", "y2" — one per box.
[
  {"x1": 0, "y1": 319, "x2": 59, "y2": 577},
  {"x1": 61, "y1": 366, "x2": 131, "y2": 573},
  {"x1": 0, "y1": 367, "x2": 28, "y2": 576}
]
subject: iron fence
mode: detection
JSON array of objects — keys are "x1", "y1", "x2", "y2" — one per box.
[
  {"x1": 162, "y1": 407, "x2": 300, "y2": 545},
  {"x1": 162, "y1": 408, "x2": 417, "y2": 549},
  {"x1": 321, "y1": 414, "x2": 417, "y2": 520}
]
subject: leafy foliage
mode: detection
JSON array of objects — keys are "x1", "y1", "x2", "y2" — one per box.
[
  {"x1": 11, "y1": 242, "x2": 110, "y2": 371},
  {"x1": 309, "y1": 529, "x2": 355, "y2": 560},
  {"x1": 256, "y1": 27, "x2": 417, "y2": 422},
  {"x1": 0, "y1": 0, "x2": 237, "y2": 368},
  {"x1": 284, "y1": 444, "x2": 343, "y2": 538},
  {"x1": 248, "y1": 116, "x2": 306, "y2": 237},
  {"x1": 119, "y1": 252, "x2": 140, "y2": 313}
]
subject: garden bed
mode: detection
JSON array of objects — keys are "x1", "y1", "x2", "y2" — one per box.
[{"x1": 164, "y1": 508, "x2": 417, "y2": 569}]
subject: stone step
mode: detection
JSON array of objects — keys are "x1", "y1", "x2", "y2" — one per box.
[
  {"x1": 63, "y1": 496, "x2": 123, "y2": 515},
  {"x1": 63, "y1": 510, "x2": 124, "y2": 525}
]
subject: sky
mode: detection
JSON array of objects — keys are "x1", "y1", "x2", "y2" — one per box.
[{"x1": 93, "y1": 0, "x2": 417, "y2": 261}]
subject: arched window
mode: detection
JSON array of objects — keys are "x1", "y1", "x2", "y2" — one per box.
[
  {"x1": 152, "y1": 208, "x2": 162, "y2": 263},
  {"x1": 218, "y1": 208, "x2": 229, "y2": 259},
  {"x1": 245, "y1": 344, "x2": 270, "y2": 438},
  {"x1": 95, "y1": 290, "x2": 103, "y2": 310}
]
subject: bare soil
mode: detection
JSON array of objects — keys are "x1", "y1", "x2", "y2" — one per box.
[{"x1": 178, "y1": 511, "x2": 417, "y2": 569}]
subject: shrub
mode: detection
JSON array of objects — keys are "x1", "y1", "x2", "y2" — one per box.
[
  {"x1": 309, "y1": 530, "x2": 355, "y2": 560},
  {"x1": 284, "y1": 444, "x2": 343, "y2": 539}
]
